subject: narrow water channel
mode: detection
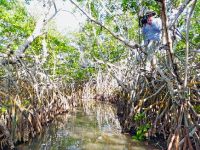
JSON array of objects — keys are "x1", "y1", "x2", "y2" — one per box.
[{"x1": 17, "y1": 102, "x2": 156, "y2": 150}]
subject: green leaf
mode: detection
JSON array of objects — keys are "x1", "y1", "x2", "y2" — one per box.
[
  {"x1": 90, "y1": 2, "x2": 98, "y2": 18},
  {"x1": 0, "y1": 106, "x2": 7, "y2": 113}
]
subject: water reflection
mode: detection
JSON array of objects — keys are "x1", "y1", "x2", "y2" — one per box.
[{"x1": 17, "y1": 102, "x2": 155, "y2": 150}]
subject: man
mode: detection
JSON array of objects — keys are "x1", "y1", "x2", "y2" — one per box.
[
  {"x1": 141, "y1": 11, "x2": 162, "y2": 71},
  {"x1": 142, "y1": 11, "x2": 162, "y2": 44}
]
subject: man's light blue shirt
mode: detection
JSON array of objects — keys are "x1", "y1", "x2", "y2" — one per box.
[{"x1": 142, "y1": 18, "x2": 162, "y2": 45}]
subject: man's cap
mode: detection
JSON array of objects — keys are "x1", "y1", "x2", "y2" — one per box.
[{"x1": 145, "y1": 10, "x2": 156, "y2": 16}]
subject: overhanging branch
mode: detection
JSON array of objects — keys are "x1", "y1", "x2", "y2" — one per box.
[{"x1": 69, "y1": 0, "x2": 140, "y2": 50}]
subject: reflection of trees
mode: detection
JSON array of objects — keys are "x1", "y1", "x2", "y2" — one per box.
[{"x1": 82, "y1": 101, "x2": 121, "y2": 133}]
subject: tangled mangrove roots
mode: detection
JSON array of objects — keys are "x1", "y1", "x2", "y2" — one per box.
[
  {"x1": 0, "y1": 123, "x2": 14, "y2": 150},
  {"x1": 82, "y1": 47, "x2": 200, "y2": 149},
  {"x1": 0, "y1": 61, "x2": 72, "y2": 149},
  {"x1": 128, "y1": 71, "x2": 200, "y2": 149}
]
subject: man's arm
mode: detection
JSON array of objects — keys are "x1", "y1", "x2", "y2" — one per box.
[
  {"x1": 142, "y1": 26, "x2": 149, "y2": 44},
  {"x1": 154, "y1": 18, "x2": 162, "y2": 32},
  {"x1": 142, "y1": 26, "x2": 147, "y2": 36}
]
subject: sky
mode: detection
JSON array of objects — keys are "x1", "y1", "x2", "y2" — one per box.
[{"x1": 23, "y1": 0, "x2": 86, "y2": 35}]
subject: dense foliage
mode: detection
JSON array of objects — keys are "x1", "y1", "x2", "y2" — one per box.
[{"x1": 0, "y1": 0, "x2": 199, "y2": 149}]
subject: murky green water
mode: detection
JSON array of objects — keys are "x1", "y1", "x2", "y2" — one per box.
[{"x1": 17, "y1": 102, "x2": 156, "y2": 150}]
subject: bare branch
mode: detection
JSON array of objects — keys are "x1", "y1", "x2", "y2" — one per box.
[
  {"x1": 170, "y1": 0, "x2": 193, "y2": 28},
  {"x1": 184, "y1": 0, "x2": 197, "y2": 88},
  {"x1": 143, "y1": 83, "x2": 166, "y2": 103},
  {"x1": 161, "y1": 0, "x2": 183, "y2": 85},
  {"x1": 191, "y1": 49, "x2": 200, "y2": 53},
  {"x1": 69, "y1": 0, "x2": 140, "y2": 50},
  {"x1": 179, "y1": 127, "x2": 197, "y2": 146},
  {"x1": 52, "y1": 0, "x2": 57, "y2": 13}
]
